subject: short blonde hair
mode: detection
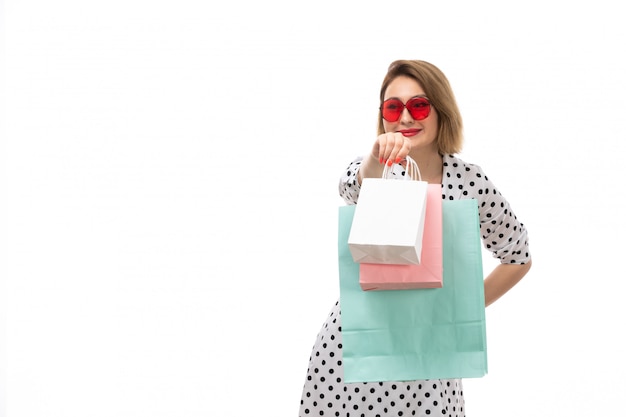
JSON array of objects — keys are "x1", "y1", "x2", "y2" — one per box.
[{"x1": 377, "y1": 60, "x2": 463, "y2": 155}]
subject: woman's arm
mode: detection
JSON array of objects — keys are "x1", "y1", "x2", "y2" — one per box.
[
  {"x1": 484, "y1": 260, "x2": 532, "y2": 307},
  {"x1": 356, "y1": 153, "x2": 385, "y2": 185}
]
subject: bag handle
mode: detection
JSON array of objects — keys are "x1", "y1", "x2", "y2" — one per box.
[{"x1": 381, "y1": 155, "x2": 422, "y2": 181}]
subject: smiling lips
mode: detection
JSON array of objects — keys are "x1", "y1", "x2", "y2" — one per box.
[{"x1": 398, "y1": 129, "x2": 420, "y2": 137}]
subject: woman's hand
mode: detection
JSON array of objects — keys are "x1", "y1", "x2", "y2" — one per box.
[
  {"x1": 374, "y1": 132, "x2": 412, "y2": 166},
  {"x1": 484, "y1": 261, "x2": 532, "y2": 307},
  {"x1": 357, "y1": 132, "x2": 412, "y2": 185}
]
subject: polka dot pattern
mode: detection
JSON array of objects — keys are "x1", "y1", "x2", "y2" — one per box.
[
  {"x1": 298, "y1": 154, "x2": 531, "y2": 416},
  {"x1": 299, "y1": 302, "x2": 465, "y2": 417}
]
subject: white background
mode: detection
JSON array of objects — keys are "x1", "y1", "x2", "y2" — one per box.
[{"x1": 2, "y1": 1, "x2": 626, "y2": 416}]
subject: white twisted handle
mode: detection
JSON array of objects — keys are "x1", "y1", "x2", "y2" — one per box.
[{"x1": 381, "y1": 155, "x2": 422, "y2": 181}]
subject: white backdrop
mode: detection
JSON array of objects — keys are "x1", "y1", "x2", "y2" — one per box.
[{"x1": 2, "y1": 1, "x2": 626, "y2": 416}]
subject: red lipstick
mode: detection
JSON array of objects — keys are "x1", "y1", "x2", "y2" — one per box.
[{"x1": 398, "y1": 129, "x2": 420, "y2": 137}]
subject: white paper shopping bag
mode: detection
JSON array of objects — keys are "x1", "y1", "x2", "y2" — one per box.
[{"x1": 347, "y1": 156, "x2": 428, "y2": 265}]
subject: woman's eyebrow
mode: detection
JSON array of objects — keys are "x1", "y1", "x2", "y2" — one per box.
[{"x1": 384, "y1": 94, "x2": 428, "y2": 101}]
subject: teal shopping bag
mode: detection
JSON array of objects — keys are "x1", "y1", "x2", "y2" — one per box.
[{"x1": 339, "y1": 199, "x2": 487, "y2": 383}]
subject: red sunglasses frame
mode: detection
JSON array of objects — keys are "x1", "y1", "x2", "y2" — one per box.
[{"x1": 380, "y1": 97, "x2": 431, "y2": 122}]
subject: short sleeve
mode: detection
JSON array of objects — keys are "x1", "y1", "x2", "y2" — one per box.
[
  {"x1": 442, "y1": 155, "x2": 531, "y2": 265},
  {"x1": 338, "y1": 157, "x2": 364, "y2": 205},
  {"x1": 476, "y1": 170, "x2": 530, "y2": 264}
]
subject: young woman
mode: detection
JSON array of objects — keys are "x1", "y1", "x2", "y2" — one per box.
[{"x1": 299, "y1": 60, "x2": 532, "y2": 417}]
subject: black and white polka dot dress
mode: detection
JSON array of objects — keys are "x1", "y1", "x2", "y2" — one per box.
[{"x1": 298, "y1": 154, "x2": 531, "y2": 417}]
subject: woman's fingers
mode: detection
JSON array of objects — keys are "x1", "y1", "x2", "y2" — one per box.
[{"x1": 376, "y1": 133, "x2": 410, "y2": 165}]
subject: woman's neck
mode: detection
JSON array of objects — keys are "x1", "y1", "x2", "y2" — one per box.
[{"x1": 408, "y1": 150, "x2": 443, "y2": 184}]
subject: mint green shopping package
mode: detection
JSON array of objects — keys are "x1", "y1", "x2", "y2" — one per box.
[{"x1": 338, "y1": 199, "x2": 487, "y2": 383}]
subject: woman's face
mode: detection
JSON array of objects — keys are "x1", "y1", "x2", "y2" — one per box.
[{"x1": 382, "y1": 75, "x2": 439, "y2": 153}]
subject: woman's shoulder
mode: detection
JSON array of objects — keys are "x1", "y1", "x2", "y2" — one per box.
[
  {"x1": 442, "y1": 154, "x2": 488, "y2": 179},
  {"x1": 442, "y1": 154, "x2": 496, "y2": 200},
  {"x1": 443, "y1": 153, "x2": 480, "y2": 171}
]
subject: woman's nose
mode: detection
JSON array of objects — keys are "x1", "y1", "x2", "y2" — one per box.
[{"x1": 400, "y1": 107, "x2": 414, "y2": 123}]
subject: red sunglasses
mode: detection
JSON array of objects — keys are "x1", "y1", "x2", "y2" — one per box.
[{"x1": 380, "y1": 97, "x2": 431, "y2": 122}]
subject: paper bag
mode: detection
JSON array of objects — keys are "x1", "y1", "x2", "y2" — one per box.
[
  {"x1": 339, "y1": 199, "x2": 487, "y2": 382},
  {"x1": 348, "y1": 157, "x2": 428, "y2": 265},
  {"x1": 359, "y1": 184, "x2": 442, "y2": 290}
]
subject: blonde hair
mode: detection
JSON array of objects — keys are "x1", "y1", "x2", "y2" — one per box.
[{"x1": 377, "y1": 60, "x2": 463, "y2": 155}]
